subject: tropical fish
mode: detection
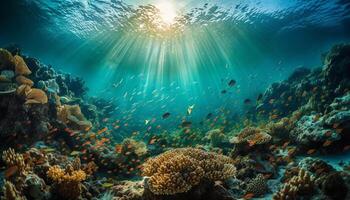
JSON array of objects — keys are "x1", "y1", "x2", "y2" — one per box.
[
  {"x1": 257, "y1": 93, "x2": 263, "y2": 101},
  {"x1": 187, "y1": 104, "x2": 195, "y2": 115},
  {"x1": 244, "y1": 99, "x2": 252, "y2": 104},
  {"x1": 4, "y1": 166, "x2": 18, "y2": 179},
  {"x1": 70, "y1": 151, "x2": 81, "y2": 156},
  {"x1": 228, "y1": 79, "x2": 236, "y2": 87},
  {"x1": 343, "y1": 145, "x2": 350, "y2": 151},
  {"x1": 149, "y1": 138, "x2": 157, "y2": 145},
  {"x1": 101, "y1": 183, "x2": 114, "y2": 188},
  {"x1": 221, "y1": 90, "x2": 227, "y2": 94},
  {"x1": 42, "y1": 148, "x2": 56, "y2": 153},
  {"x1": 243, "y1": 193, "x2": 255, "y2": 199},
  {"x1": 115, "y1": 145, "x2": 123, "y2": 153},
  {"x1": 181, "y1": 121, "x2": 192, "y2": 128},
  {"x1": 206, "y1": 113, "x2": 213, "y2": 119},
  {"x1": 162, "y1": 112, "x2": 171, "y2": 119},
  {"x1": 307, "y1": 149, "x2": 317, "y2": 155},
  {"x1": 97, "y1": 127, "x2": 108, "y2": 135},
  {"x1": 322, "y1": 140, "x2": 332, "y2": 147}
]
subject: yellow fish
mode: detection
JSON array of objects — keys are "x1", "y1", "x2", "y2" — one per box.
[
  {"x1": 187, "y1": 104, "x2": 195, "y2": 115},
  {"x1": 101, "y1": 183, "x2": 114, "y2": 188},
  {"x1": 70, "y1": 151, "x2": 81, "y2": 156}
]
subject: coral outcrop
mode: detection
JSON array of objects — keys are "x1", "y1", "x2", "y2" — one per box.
[
  {"x1": 245, "y1": 174, "x2": 268, "y2": 197},
  {"x1": 47, "y1": 165, "x2": 87, "y2": 199},
  {"x1": 142, "y1": 148, "x2": 236, "y2": 195},
  {"x1": 273, "y1": 169, "x2": 315, "y2": 200},
  {"x1": 230, "y1": 127, "x2": 272, "y2": 146}
]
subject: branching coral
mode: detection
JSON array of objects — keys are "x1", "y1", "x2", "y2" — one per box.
[
  {"x1": 142, "y1": 148, "x2": 236, "y2": 195},
  {"x1": 230, "y1": 127, "x2": 272, "y2": 146},
  {"x1": 47, "y1": 165, "x2": 86, "y2": 199},
  {"x1": 2, "y1": 148, "x2": 28, "y2": 176},
  {"x1": 273, "y1": 169, "x2": 315, "y2": 200},
  {"x1": 2, "y1": 181, "x2": 25, "y2": 200}
]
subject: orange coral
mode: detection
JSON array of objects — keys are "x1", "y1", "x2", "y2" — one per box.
[
  {"x1": 13, "y1": 55, "x2": 31, "y2": 75},
  {"x1": 25, "y1": 88, "x2": 48, "y2": 104},
  {"x1": 142, "y1": 148, "x2": 236, "y2": 195},
  {"x1": 16, "y1": 75, "x2": 34, "y2": 87}
]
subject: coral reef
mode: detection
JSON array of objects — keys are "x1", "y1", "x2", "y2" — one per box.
[
  {"x1": 245, "y1": 174, "x2": 268, "y2": 197},
  {"x1": 230, "y1": 127, "x2": 272, "y2": 146},
  {"x1": 290, "y1": 114, "x2": 339, "y2": 146},
  {"x1": 57, "y1": 104, "x2": 92, "y2": 131},
  {"x1": 273, "y1": 168, "x2": 315, "y2": 200},
  {"x1": 142, "y1": 148, "x2": 236, "y2": 195},
  {"x1": 47, "y1": 165, "x2": 86, "y2": 199},
  {"x1": 0, "y1": 43, "x2": 349, "y2": 200}
]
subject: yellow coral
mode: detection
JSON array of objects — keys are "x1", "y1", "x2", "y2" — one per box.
[
  {"x1": 47, "y1": 165, "x2": 86, "y2": 199},
  {"x1": 2, "y1": 148, "x2": 28, "y2": 176},
  {"x1": 142, "y1": 148, "x2": 236, "y2": 195},
  {"x1": 230, "y1": 127, "x2": 271, "y2": 146},
  {"x1": 13, "y1": 55, "x2": 31, "y2": 75}
]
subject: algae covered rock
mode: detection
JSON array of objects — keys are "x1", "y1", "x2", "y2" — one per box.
[{"x1": 290, "y1": 114, "x2": 340, "y2": 146}]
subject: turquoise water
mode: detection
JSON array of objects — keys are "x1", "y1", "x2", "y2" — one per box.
[{"x1": 1, "y1": 0, "x2": 350, "y2": 135}]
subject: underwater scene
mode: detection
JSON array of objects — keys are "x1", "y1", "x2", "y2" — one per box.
[{"x1": 1, "y1": 0, "x2": 350, "y2": 199}]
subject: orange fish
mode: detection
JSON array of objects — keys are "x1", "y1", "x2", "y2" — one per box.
[
  {"x1": 5, "y1": 166, "x2": 18, "y2": 179},
  {"x1": 315, "y1": 168, "x2": 325, "y2": 174},
  {"x1": 270, "y1": 114, "x2": 279, "y2": 120},
  {"x1": 282, "y1": 141, "x2": 290, "y2": 149},
  {"x1": 115, "y1": 145, "x2": 123, "y2": 153},
  {"x1": 325, "y1": 131, "x2": 332, "y2": 137},
  {"x1": 343, "y1": 145, "x2": 350, "y2": 151},
  {"x1": 149, "y1": 139, "x2": 157, "y2": 145},
  {"x1": 322, "y1": 140, "x2": 332, "y2": 147},
  {"x1": 97, "y1": 127, "x2": 108, "y2": 135},
  {"x1": 307, "y1": 149, "x2": 317, "y2": 155},
  {"x1": 336, "y1": 128, "x2": 343, "y2": 134},
  {"x1": 247, "y1": 140, "x2": 256, "y2": 147},
  {"x1": 333, "y1": 123, "x2": 340, "y2": 129},
  {"x1": 243, "y1": 193, "x2": 255, "y2": 199}
]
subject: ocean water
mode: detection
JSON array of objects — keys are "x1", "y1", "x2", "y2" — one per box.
[
  {"x1": 1, "y1": 0, "x2": 349, "y2": 133},
  {"x1": 0, "y1": 0, "x2": 350, "y2": 199}
]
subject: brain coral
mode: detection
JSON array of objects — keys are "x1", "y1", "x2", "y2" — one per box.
[{"x1": 142, "y1": 148, "x2": 236, "y2": 195}]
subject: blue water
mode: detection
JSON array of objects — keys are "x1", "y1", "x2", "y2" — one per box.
[{"x1": 1, "y1": 0, "x2": 350, "y2": 136}]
